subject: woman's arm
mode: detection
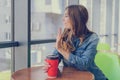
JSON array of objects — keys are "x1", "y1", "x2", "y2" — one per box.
[
  {"x1": 67, "y1": 38, "x2": 99, "y2": 70},
  {"x1": 53, "y1": 49, "x2": 63, "y2": 63}
]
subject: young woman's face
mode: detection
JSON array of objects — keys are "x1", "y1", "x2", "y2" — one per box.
[{"x1": 62, "y1": 9, "x2": 72, "y2": 29}]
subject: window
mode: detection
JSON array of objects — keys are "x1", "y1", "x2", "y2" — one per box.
[
  {"x1": 0, "y1": 48, "x2": 12, "y2": 80},
  {"x1": 0, "y1": 0, "x2": 11, "y2": 42},
  {"x1": 0, "y1": 0, "x2": 12, "y2": 80},
  {"x1": 80, "y1": 0, "x2": 120, "y2": 52},
  {"x1": 31, "y1": 43, "x2": 55, "y2": 66},
  {"x1": 31, "y1": 0, "x2": 67, "y2": 66},
  {"x1": 45, "y1": 0, "x2": 51, "y2": 5}
]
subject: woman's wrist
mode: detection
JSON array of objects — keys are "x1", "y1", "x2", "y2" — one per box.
[{"x1": 62, "y1": 51, "x2": 70, "y2": 60}]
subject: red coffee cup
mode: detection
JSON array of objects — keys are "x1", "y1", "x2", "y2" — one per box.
[{"x1": 46, "y1": 55, "x2": 59, "y2": 78}]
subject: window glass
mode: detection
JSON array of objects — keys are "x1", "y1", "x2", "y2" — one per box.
[
  {"x1": 45, "y1": 0, "x2": 51, "y2": 5},
  {"x1": 31, "y1": 0, "x2": 68, "y2": 40},
  {"x1": 0, "y1": 0, "x2": 11, "y2": 42},
  {"x1": 0, "y1": 48, "x2": 11, "y2": 80},
  {"x1": 80, "y1": 0, "x2": 107, "y2": 42},
  {"x1": 31, "y1": 0, "x2": 81, "y2": 67},
  {"x1": 31, "y1": 43, "x2": 55, "y2": 66},
  {"x1": 0, "y1": 0, "x2": 12, "y2": 80}
]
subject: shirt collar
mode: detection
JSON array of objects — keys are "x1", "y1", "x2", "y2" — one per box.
[{"x1": 72, "y1": 32, "x2": 93, "y2": 43}]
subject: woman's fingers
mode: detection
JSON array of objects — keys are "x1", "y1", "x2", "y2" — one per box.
[
  {"x1": 56, "y1": 28, "x2": 62, "y2": 49},
  {"x1": 58, "y1": 28, "x2": 62, "y2": 36},
  {"x1": 42, "y1": 61, "x2": 51, "y2": 73},
  {"x1": 57, "y1": 28, "x2": 62, "y2": 41}
]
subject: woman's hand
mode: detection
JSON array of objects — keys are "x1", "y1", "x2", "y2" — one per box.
[
  {"x1": 55, "y1": 28, "x2": 62, "y2": 50},
  {"x1": 42, "y1": 61, "x2": 51, "y2": 73},
  {"x1": 55, "y1": 28, "x2": 71, "y2": 59}
]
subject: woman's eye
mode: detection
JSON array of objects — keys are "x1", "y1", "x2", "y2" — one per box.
[{"x1": 65, "y1": 15, "x2": 68, "y2": 17}]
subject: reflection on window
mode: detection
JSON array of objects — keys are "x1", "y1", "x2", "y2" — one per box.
[
  {"x1": 0, "y1": 32, "x2": 11, "y2": 41},
  {"x1": 5, "y1": 15, "x2": 11, "y2": 24},
  {"x1": 31, "y1": 22, "x2": 41, "y2": 32},
  {"x1": 0, "y1": 48, "x2": 11, "y2": 80},
  {"x1": 31, "y1": 0, "x2": 67, "y2": 40},
  {"x1": 45, "y1": 0, "x2": 51, "y2": 5},
  {"x1": 31, "y1": 43, "x2": 55, "y2": 66},
  {"x1": 0, "y1": 0, "x2": 11, "y2": 42},
  {"x1": 0, "y1": 0, "x2": 12, "y2": 79},
  {"x1": 0, "y1": 0, "x2": 10, "y2": 7}
]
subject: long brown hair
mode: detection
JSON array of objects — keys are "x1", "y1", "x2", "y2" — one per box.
[
  {"x1": 66, "y1": 5, "x2": 91, "y2": 37},
  {"x1": 61, "y1": 5, "x2": 91, "y2": 51}
]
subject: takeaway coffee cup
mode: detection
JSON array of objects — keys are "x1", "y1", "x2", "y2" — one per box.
[{"x1": 45, "y1": 55, "x2": 59, "y2": 78}]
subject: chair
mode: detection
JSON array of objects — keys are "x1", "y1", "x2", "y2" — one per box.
[
  {"x1": 95, "y1": 52, "x2": 120, "y2": 80},
  {"x1": 97, "y1": 43, "x2": 111, "y2": 51},
  {"x1": 118, "y1": 55, "x2": 120, "y2": 65}
]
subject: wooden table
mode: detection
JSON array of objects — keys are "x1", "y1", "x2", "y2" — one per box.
[{"x1": 11, "y1": 66, "x2": 94, "y2": 80}]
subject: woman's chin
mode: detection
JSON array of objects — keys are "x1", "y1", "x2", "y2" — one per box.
[{"x1": 64, "y1": 27, "x2": 71, "y2": 30}]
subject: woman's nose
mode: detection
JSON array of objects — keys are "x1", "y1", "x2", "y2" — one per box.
[{"x1": 62, "y1": 17, "x2": 65, "y2": 22}]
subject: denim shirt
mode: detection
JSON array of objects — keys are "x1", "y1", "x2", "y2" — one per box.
[{"x1": 53, "y1": 33, "x2": 107, "y2": 80}]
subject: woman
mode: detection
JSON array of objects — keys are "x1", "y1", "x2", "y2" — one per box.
[{"x1": 45, "y1": 5, "x2": 108, "y2": 80}]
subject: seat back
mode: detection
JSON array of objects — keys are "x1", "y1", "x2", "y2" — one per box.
[
  {"x1": 97, "y1": 43, "x2": 111, "y2": 51},
  {"x1": 95, "y1": 52, "x2": 120, "y2": 80}
]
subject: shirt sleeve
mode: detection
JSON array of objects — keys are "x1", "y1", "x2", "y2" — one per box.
[
  {"x1": 68, "y1": 38, "x2": 99, "y2": 70},
  {"x1": 53, "y1": 48, "x2": 63, "y2": 63}
]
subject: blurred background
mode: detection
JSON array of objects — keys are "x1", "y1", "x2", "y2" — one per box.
[{"x1": 0, "y1": 0, "x2": 120, "y2": 80}]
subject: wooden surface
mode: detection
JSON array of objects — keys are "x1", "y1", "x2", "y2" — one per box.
[{"x1": 11, "y1": 66, "x2": 94, "y2": 80}]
